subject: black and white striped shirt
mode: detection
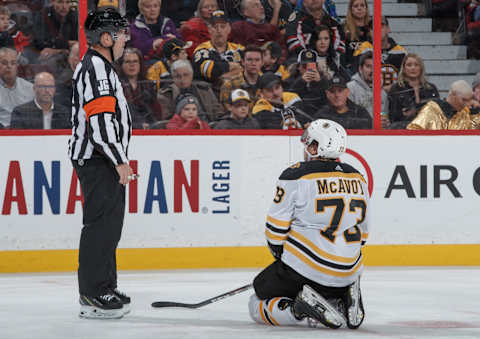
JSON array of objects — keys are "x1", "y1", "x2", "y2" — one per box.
[{"x1": 68, "y1": 49, "x2": 132, "y2": 166}]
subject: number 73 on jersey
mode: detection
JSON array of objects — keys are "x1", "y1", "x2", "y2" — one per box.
[{"x1": 273, "y1": 186, "x2": 366, "y2": 244}]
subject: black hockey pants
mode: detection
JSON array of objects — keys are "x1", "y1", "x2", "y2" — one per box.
[{"x1": 72, "y1": 157, "x2": 125, "y2": 297}]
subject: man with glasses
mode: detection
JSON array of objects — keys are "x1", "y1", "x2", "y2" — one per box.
[
  {"x1": 0, "y1": 47, "x2": 34, "y2": 128},
  {"x1": 10, "y1": 72, "x2": 70, "y2": 129}
]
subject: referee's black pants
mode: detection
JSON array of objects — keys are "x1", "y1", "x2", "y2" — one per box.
[{"x1": 72, "y1": 157, "x2": 125, "y2": 297}]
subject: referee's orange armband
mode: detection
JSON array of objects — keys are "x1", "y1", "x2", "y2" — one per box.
[{"x1": 84, "y1": 96, "x2": 117, "y2": 121}]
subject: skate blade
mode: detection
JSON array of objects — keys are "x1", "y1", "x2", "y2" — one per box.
[
  {"x1": 347, "y1": 282, "x2": 363, "y2": 328},
  {"x1": 302, "y1": 286, "x2": 347, "y2": 328},
  {"x1": 79, "y1": 305, "x2": 124, "y2": 319}
]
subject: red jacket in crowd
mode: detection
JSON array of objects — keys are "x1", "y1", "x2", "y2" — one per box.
[
  {"x1": 180, "y1": 17, "x2": 211, "y2": 58},
  {"x1": 166, "y1": 114, "x2": 211, "y2": 130}
]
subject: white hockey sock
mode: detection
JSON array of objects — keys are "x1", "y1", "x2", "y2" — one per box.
[{"x1": 248, "y1": 294, "x2": 302, "y2": 326}]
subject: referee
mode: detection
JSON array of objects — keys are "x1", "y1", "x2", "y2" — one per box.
[{"x1": 68, "y1": 8, "x2": 134, "y2": 319}]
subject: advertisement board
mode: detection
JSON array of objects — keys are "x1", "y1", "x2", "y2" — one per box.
[{"x1": 1, "y1": 134, "x2": 480, "y2": 270}]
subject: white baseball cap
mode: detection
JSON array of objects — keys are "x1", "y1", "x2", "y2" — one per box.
[{"x1": 230, "y1": 89, "x2": 251, "y2": 104}]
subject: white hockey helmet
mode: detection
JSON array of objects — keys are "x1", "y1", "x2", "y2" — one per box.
[{"x1": 301, "y1": 119, "x2": 347, "y2": 159}]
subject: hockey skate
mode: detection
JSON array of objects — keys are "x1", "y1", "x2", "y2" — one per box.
[
  {"x1": 344, "y1": 277, "x2": 365, "y2": 329},
  {"x1": 110, "y1": 288, "x2": 131, "y2": 314},
  {"x1": 79, "y1": 294, "x2": 124, "y2": 319},
  {"x1": 292, "y1": 285, "x2": 347, "y2": 329}
]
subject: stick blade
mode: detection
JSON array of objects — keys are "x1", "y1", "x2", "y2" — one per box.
[{"x1": 151, "y1": 301, "x2": 199, "y2": 308}]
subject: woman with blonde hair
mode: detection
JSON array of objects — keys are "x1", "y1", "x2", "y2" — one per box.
[
  {"x1": 129, "y1": 0, "x2": 180, "y2": 57},
  {"x1": 388, "y1": 53, "x2": 440, "y2": 127},
  {"x1": 180, "y1": 0, "x2": 219, "y2": 57},
  {"x1": 343, "y1": 0, "x2": 370, "y2": 71}
]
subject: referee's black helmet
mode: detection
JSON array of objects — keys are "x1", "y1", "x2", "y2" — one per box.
[{"x1": 84, "y1": 8, "x2": 129, "y2": 45}]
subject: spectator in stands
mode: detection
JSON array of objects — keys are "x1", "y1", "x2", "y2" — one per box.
[
  {"x1": 158, "y1": 59, "x2": 224, "y2": 122},
  {"x1": 230, "y1": 0, "x2": 284, "y2": 51},
  {"x1": 214, "y1": 88, "x2": 260, "y2": 129},
  {"x1": 192, "y1": 10, "x2": 244, "y2": 91},
  {"x1": 342, "y1": 0, "x2": 370, "y2": 72},
  {"x1": 313, "y1": 25, "x2": 350, "y2": 80},
  {"x1": 10, "y1": 72, "x2": 70, "y2": 129},
  {"x1": 313, "y1": 75, "x2": 372, "y2": 129},
  {"x1": 261, "y1": 0, "x2": 293, "y2": 32},
  {"x1": 130, "y1": 0, "x2": 180, "y2": 57},
  {"x1": 166, "y1": 94, "x2": 211, "y2": 129},
  {"x1": 218, "y1": 0, "x2": 244, "y2": 22},
  {"x1": 407, "y1": 80, "x2": 479, "y2": 130},
  {"x1": 0, "y1": 5, "x2": 29, "y2": 54},
  {"x1": 285, "y1": 0, "x2": 345, "y2": 59},
  {"x1": 146, "y1": 38, "x2": 191, "y2": 88},
  {"x1": 261, "y1": 41, "x2": 289, "y2": 81},
  {"x1": 160, "y1": 0, "x2": 197, "y2": 28},
  {"x1": 294, "y1": 0, "x2": 340, "y2": 21},
  {"x1": 347, "y1": 51, "x2": 388, "y2": 118},
  {"x1": 0, "y1": 47, "x2": 33, "y2": 128},
  {"x1": 0, "y1": 5, "x2": 13, "y2": 48},
  {"x1": 180, "y1": 0, "x2": 218, "y2": 58},
  {"x1": 33, "y1": 0, "x2": 78, "y2": 61},
  {"x1": 55, "y1": 41, "x2": 78, "y2": 108},
  {"x1": 117, "y1": 47, "x2": 162, "y2": 129},
  {"x1": 219, "y1": 45, "x2": 263, "y2": 111},
  {"x1": 252, "y1": 72, "x2": 307, "y2": 129},
  {"x1": 354, "y1": 16, "x2": 407, "y2": 90},
  {"x1": 466, "y1": 0, "x2": 480, "y2": 59},
  {"x1": 287, "y1": 49, "x2": 328, "y2": 115},
  {"x1": 388, "y1": 53, "x2": 440, "y2": 129}
]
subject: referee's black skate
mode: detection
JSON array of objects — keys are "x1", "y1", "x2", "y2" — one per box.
[
  {"x1": 292, "y1": 285, "x2": 346, "y2": 329},
  {"x1": 79, "y1": 294, "x2": 124, "y2": 319},
  {"x1": 110, "y1": 288, "x2": 131, "y2": 314}
]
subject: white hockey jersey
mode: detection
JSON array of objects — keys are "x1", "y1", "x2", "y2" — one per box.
[{"x1": 265, "y1": 160, "x2": 369, "y2": 287}]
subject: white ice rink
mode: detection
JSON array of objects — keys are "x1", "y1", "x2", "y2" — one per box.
[{"x1": 2, "y1": 267, "x2": 480, "y2": 339}]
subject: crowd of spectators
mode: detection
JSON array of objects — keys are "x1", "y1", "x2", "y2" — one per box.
[{"x1": 0, "y1": 0, "x2": 479, "y2": 131}]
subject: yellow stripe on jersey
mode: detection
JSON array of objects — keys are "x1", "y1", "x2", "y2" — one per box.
[
  {"x1": 300, "y1": 172, "x2": 366, "y2": 184},
  {"x1": 265, "y1": 229, "x2": 288, "y2": 242},
  {"x1": 284, "y1": 243, "x2": 363, "y2": 278},
  {"x1": 289, "y1": 230, "x2": 360, "y2": 264},
  {"x1": 361, "y1": 232, "x2": 369, "y2": 240},
  {"x1": 266, "y1": 215, "x2": 292, "y2": 228}
]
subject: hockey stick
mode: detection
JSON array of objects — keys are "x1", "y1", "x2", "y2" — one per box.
[{"x1": 151, "y1": 283, "x2": 253, "y2": 309}]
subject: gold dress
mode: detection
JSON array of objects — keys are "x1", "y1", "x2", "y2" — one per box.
[{"x1": 407, "y1": 100, "x2": 480, "y2": 130}]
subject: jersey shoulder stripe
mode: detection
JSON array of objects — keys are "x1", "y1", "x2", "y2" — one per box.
[
  {"x1": 279, "y1": 161, "x2": 362, "y2": 180},
  {"x1": 194, "y1": 41, "x2": 214, "y2": 52}
]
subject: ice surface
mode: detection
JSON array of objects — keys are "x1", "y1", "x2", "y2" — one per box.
[{"x1": 1, "y1": 267, "x2": 480, "y2": 339}]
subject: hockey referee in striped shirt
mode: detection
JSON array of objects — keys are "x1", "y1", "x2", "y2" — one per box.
[{"x1": 68, "y1": 8, "x2": 135, "y2": 319}]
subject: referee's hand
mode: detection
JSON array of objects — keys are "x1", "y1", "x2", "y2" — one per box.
[{"x1": 116, "y1": 163, "x2": 134, "y2": 185}]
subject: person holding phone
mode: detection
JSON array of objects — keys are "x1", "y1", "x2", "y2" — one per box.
[{"x1": 287, "y1": 49, "x2": 328, "y2": 116}]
